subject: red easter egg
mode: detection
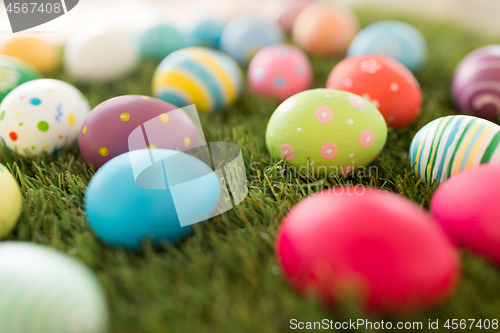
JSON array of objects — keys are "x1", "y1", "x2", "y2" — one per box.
[
  {"x1": 431, "y1": 164, "x2": 500, "y2": 265},
  {"x1": 276, "y1": 188, "x2": 460, "y2": 313},
  {"x1": 248, "y1": 43, "x2": 313, "y2": 102},
  {"x1": 79, "y1": 95, "x2": 198, "y2": 169},
  {"x1": 326, "y1": 54, "x2": 423, "y2": 128}
]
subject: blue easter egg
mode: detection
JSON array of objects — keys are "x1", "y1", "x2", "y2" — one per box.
[
  {"x1": 220, "y1": 15, "x2": 285, "y2": 65},
  {"x1": 187, "y1": 19, "x2": 225, "y2": 49},
  {"x1": 85, "y1": 149, "x2": 221, "y2": 250},
  {"x1": 139, "y1": 24, "x2": 187, "y2": 60},
  {"x1": 347, "y1": 20, "x2": 428, "y2": 71}
]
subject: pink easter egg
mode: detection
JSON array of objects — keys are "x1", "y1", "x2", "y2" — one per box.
[
  {"x1": 261, "y1": 0, "x2": 315, "y2": 33},
  {"x1": 431, "y1": 164, "x2": 500, "y2": 264},
  {"x1": 248, "y1": 43, "x2": 313, "y2": 102},
  {"x1": 276, "y1": 188, "x2": 460, "y2": 313},
  {"x1": 79, "y1": 95, "x2": 198, "y2": 169}
]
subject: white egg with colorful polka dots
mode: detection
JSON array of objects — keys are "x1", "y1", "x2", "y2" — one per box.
[{"x1": 0, "y1": 79, "x2": 90, "y2": 156}]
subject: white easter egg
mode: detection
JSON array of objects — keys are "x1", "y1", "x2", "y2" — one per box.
[
  {"x1": 0, "y1": 79, "x2": 90, "y2": 156},
  {"x1": 0, "y1": 242, "x2": 109, "y2": 333},
  {"x1": 64, "y1": 22, "x2": 140, "y2": 83}
]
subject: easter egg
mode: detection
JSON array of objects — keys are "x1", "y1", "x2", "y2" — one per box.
[
  {"x1": 139, "y1": 23, "x2": 187, "y2": 60},
  {"x1": 220, "y1": 15, "x2": 285, "y2": 65},
  {"x1": 0, "y1": 242, "x2": 109, "y2": 333},
  {"x1": 276, "y1": 188, "x2": 460, "y2": 313},
  {"x1": 261, "y1": 0, "x2": 315, "y2": 33},
  {"x1": 152, "y1": 47, "x2": 243, "y2": 113},
  {"x1": 248, "y1": 43, "x2": 313, "y2": 102},
  {"x1": 0, "y1": 164, "x2": 22, "y2": 239},
  {"x1": 64, "y1": 22, "x2": 140, "y2": 83},
  {"x1": 79, "y1": 95, "x2": 198, "y2": 169},
  {"x1": 0, "y1": 55, "x2": 42, "y2": 102},
  {"x1": 326, "y1": 54, "x2": 423, "y2": 128},
  {"x1": 0, "y1": 79, "x2": 90, "y2": 156},
  {"x1": 186, "y1": 19, "x2": 225, "y2": 49},
  {"x1": 0, "y1": 36, "x2": 60, "y2": 74},
  {"x1": 265, "y1": 89, "x2": 388, "y2": 176},
  {"x1": 85, "y1": 149, "x2": 221, "y2": 250},
  {"x1": 432, "y1": 164, "x2": 500, "y2": 265},
  {"x1": 409, "y1": 115, "x2": 500, "y2": 185},
  {"x1": 347, "y1": 21, "x2": 428, "y2": 71},
  {"x1": 451, "y1": 45, "x2": 500, "y2": 120},
  {"x1": 292, "y1": 1, "x2": 359, "y2": 57}
]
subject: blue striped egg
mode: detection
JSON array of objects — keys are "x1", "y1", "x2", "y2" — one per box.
[
  {"x1": 410, "y1": 115, "x2": 500, "y2": 185},
  {"x1": 348, "y1": 21, "x2": 428, "y2": 71},
  {"x1": 152, "y1": 47, "x2": 243, "y2": 113},
  {"x1": 0, "y1": 242, "x2": 108, "y2": 333}
]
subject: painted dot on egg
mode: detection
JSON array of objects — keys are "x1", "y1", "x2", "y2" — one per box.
[
  {"x1": 0, "y1": 111, "x2": 5, "y2": 121},
  {"x1": 148, "y1": 144, "x2": 157, "y2": 149},
  {"x1": 360, "y1": 130, "x2": 375, "y2": 148},
  {"x1": 297, "y1": 127, "x2": 302, "y2": 132},
  {"x1": 119, "y1": 113, "x2": 130, "y2": 122},
  {"x1": 184, "y1": 137, "x2": 191, "y2": 147},
  {"x1": 390, "y1": 83, "x2": 399, "y2": 91},
  {"x1": 349, "y1": 96, "x2": 366, "y2": 110},
  {"x1": 340, "y1": 165, "x2": 355, "y2": 176},
  {"x1": 347, "y1": 118, "x2": 354, "y2": 125},
  {"x1": 314, "y1": 106, "x2": 333, "y2": 124},
  {"x1": 275, "y1": 77, "x2": 286, "y2": 88},
  {"x1": 29, "y1": 98, "x2": 41, "y2": 106},
  {"x1": 320, "y1": 142, "x2": 338, "y2": 160},
  {"x1": 37, "y1": 121, "x2": 49, "y2": 132},
  {"x1": 350, "y1": 153, "x2": 354, "y2": 158},
  {"x1": 99, "y1": 147, "x2": 109, "y2": 157},
  {"x1": 270, "y1": 131, "x2": 274, "y2": 137},
  {"x1": 9, "y1": 132, "x2": 18, "y2": 141},
  {"x1": 252, "y1": 68, "x2": 266, "y2": 82},
  {"x1": 82, "y1": 126, "x2": 87, "y2": 134},
  {"x1": 159, "y1": 113, "x2": 170, "y2": 123},
  {"x1": 68, "y1": 114, "x2": 76, "y2": 125},
  {"x1": 343, "y1": 78, "x2": 353, "y2": 87},
  {"x1": 280, "y1": 144, "x2": 296, "y2": 161},
  {"x1": 18, "y1": 123, "x2": 23, "y2": 126}
]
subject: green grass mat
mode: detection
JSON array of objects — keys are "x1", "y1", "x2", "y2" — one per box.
[{"x1": 2, "y1": 8, "x2": 500, "y2": 333}]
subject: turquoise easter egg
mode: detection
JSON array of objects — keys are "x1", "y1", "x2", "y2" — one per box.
[
  {"x1": 152, "y1": 47, "x2": 243, "y2": 113},
  {"x1": 0, "y1": 242, "x2": 109, "y2": 333},
  {"x1": 186, "y1": 19, "x2": 225, "y2": 49},
  {"x1": 266, "y1": 89, "x2": 388, "y2": 176},
  {"x1": 85, "y1": 149, "x2": 221, "y2": 250},
  {"x1": 347, "y1": 20, "x2": 428, "y2": 71},
  {"x1": 0, "y1": 55, "x2": 41, "y2": 102},
  {"x1": 410, "y1": 115, "x2": 500, "y2": 185},
  {"x1": 220, "y1": 14, "x2": 285, "y2": 65},
  {"x1": 139, "y1": 23, "x2": 187, "y2": 60}
]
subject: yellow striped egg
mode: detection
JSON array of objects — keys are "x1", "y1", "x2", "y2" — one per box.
[
  {"x1": 410, "y1": 115, "x2": 500, "y2": 184},
  {"x1": 152, "y1": 47, "x2": 243, "y2": 113},
  {"x1": 0, "y1": 242, "x2": 109, "y2": 333}
]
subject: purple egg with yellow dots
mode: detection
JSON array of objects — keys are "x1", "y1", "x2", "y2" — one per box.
[
  {"x1": 78, "y1": 95, "x2": 198, "y2": 169},
  {"x1": 452, "y1": 45, "x2": 500, "y2": 120}
]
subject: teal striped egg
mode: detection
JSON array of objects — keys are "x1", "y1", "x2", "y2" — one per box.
[
  {"x1": 152, "y1": 47, "x2": 243, "y2": 114},
  {"x1": 410, "y1": 115, "x2": 500, "y2": 184},
  {"x1": 0, "y1": 243, "x2": 109, "y2": 333}
]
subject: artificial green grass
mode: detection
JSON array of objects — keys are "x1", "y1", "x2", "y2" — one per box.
[{"x1": 2, "y1": 8, "x2": 500, "y2": 333}]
